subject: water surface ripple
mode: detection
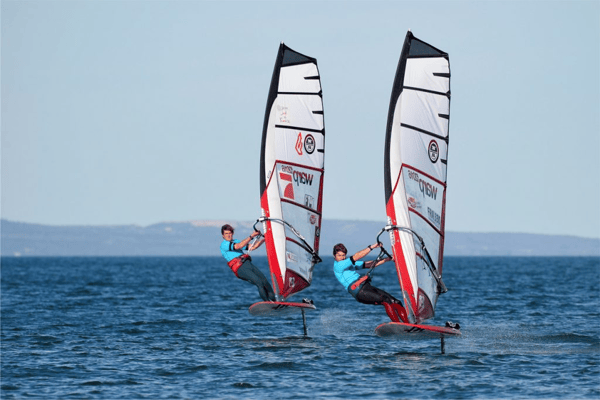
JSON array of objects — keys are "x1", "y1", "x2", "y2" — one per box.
[{"x1": 2, "y1": 256, "x2": 599, "y2": 398}]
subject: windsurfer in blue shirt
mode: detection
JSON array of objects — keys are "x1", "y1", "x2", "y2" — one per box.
[
  {"x1": 220, "y1": 224, "x2": 276, "y2": 302},
  {"x1": 333, "y1": 243, "x2": 408, "y2": 323}
]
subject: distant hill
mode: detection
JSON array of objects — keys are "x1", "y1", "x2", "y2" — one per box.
[{"x1": 1, "y1": 219, "x2": 598, "y2": 257}]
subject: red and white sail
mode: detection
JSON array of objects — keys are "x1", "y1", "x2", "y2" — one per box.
[
  {"x1": 384, "y1": 31, "x2": 450, "y2": 323},
  {"x1": 259, "y1": 43, "x2": 325, "y2": 300}
]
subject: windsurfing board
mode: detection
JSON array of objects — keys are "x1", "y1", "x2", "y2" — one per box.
[
  {"x1": 375, "y1": 322, "x2": 461, "y2": 340},
  {"x1": 249, "y1": 301, "x2": 316, "y2": 316}
]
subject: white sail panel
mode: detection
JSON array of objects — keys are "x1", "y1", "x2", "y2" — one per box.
[
  {"x1": 260, "y1": 43, "x2": 325, "y2": 300},
  {"x1": 279, "y1": 64, "x2": 321, "y2": 93},
  {"x1": 275, "y1": 94, "x2": 324, "y2": 133},
  {"x1": 398, "y1": 123, "x2": 448, "y2": 183},
  {"x1": 263, "y1": 98, "x2": 324, "y2": 171},
  {"x1": 384, "y1": 31, "x2": 450, "y2": 323},
  {"x1": 400, "y1": 90, "x2": 449, "y2": 139},
  {"x1": 404, "y1": 58, "x2": 449, "y2": 94}
]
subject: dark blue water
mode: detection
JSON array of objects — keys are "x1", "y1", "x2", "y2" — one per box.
[{"x1": 2, "y1": 256, "x2": 599, "y2": 399}]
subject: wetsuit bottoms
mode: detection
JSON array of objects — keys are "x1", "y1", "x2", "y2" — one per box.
[
  {"x1": 357, "y1": 281, "x2": 407, "y2": 322},
  {"x1": 236, "y1": 259, "x2": 276, "y2": 302},
  {"x1": 355, "y1": 281, "x2": 402, "y2": 306}
]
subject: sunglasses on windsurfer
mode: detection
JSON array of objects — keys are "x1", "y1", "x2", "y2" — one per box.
[
  {"x1": 332, "y1": 242, "x2": 408, "y2": 323},
  {"x1": 219, "y1": 224, "x2": 276, "y2": 302}
]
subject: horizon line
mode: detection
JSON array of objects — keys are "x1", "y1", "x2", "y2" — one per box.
[{"x1": 1, "y1": 218, "x2": 598, "y2": 240}]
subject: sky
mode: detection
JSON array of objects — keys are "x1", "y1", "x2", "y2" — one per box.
[{"x1": 2, "y1": 0, "x2": 599, "y2": 239}]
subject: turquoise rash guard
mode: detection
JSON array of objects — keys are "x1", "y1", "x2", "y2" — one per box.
[
  {"x1": 333, "y1": 257, "x2": 365, "y2": 291},
  {"x1": 220, "y1": 239, "x2": 244, "y2": 262}
]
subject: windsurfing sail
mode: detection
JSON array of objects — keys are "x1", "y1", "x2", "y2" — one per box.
[
  {"x1": 258, "y1": 43, "x2": 325, "y2": 301},
  {"x1": 383, "y1": 31, "x2": 451, "y2": 324}
]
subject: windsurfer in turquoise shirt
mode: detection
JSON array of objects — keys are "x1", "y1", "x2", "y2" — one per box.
[
  {"x1": 220, "y1": 224, "x2": 276, "y2": 302},
  {"x1": 333, "y1": 242, "x2": 408, "y2": 323}
]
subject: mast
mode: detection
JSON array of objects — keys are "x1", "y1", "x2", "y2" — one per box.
[
  {"x1": 384, "y1": 31, "x2": 450, "y2": 323},
  {"x1": 259, "y1": 43, "x2": 325, "y2": 300}
]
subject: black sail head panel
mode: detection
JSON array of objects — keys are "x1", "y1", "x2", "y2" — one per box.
[
  {"x1": 408, "y1": 36, "x2": 448, "y2": 57},
  {"x1": 281, "y1": 44, "x2": 317, "y2": 67}
]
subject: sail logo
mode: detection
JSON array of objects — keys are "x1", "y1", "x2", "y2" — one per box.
[
  {"x1": 408, "y1": 170, "x2": 438, "y2": 200},
  {"x1": 427, "y1": 207, "x2": 441, "y2": 227},
  {"x1": 286, "y1": 252, "x2": 298, "y2": 263},
  {"x1": 279, "y1": 165, "x2": 314, "y2": 199},
  {"x1": 407, "y1": 196, "x2": 421, "y2": 210},
  {"x1": 419, "y1": 180, "x2": 438, "y2": 200},
  {"x1": 279, "y1": 172, "x2": 295, "y2": 200},
  {"x1": 278, "y1": 105, "x2": 290, "y2": 123},
  {"x1": 305, "y1": 194, "x2": 315, "y2": 209},
  {"x1": 428, "y1": 140, "x2": 439, "y2": 163},
  {"x1": 304, "y1": 134, "x2": 315, "y2": 154},
  {"x1": 293, "y1": 170, "x2": 313, "y2": 187},
  {"x1": 295, "y1": 133, "x2": 303, "y2": 155},
  {"x1": 408, "y1": 170, "x2": 420, "y2": 182}
]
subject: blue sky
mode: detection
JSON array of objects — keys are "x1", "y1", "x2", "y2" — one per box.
[{"x1": 2, "y1": 0, "x2": 599, "y2": 238}]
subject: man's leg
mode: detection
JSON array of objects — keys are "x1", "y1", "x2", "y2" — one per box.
[{"x1": 237, "y1": 261, "x2": 275, "y2": 301}]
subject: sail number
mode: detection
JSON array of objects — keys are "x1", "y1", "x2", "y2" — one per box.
[{"x1": 427, "y1": 207, "x2": 441, "y2": 227}]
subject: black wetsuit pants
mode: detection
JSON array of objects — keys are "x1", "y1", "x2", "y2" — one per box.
[
  {"x1": 236, "y1": 260, "x2": 276, "y2": 302},
  {"x1": 355, "y1": 281, "x2": 402, "y2": 306}
]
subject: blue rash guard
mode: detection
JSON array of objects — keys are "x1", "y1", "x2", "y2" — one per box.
[
  {"x1": 220, "y1": 239, "x2": 245, "y2": 262},
  {"x1": 333, "y1": 257, "x2": 366, "y2": 291}
]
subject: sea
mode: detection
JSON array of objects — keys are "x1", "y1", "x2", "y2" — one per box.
[{"x1": 1, "y1": 256, "x2": 599, "y2": 399}]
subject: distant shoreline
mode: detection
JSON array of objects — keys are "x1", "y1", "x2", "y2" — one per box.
[{"x1": 2, "y1": 219, "x2": 598, "y2": 257}]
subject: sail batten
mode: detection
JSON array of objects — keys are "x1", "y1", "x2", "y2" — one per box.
[
  {"x1": 404, "y1": 86, "x2": 449, "y2": 97},
  {"x1": 274, "y1": 124, "x2": 324, "y2": 134},
  {"x1": 278, "y1": 91, "x2": 321, "y2": 95},
  {"x1": 259, "y1": 43, "x2": 325, "y2": 301},
  {"x1": 384, "y1": 31, "x2": 450, "y2": 324},
  {"x1": 400, "y1": 123, "x2": 449, "y2": 142}
]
